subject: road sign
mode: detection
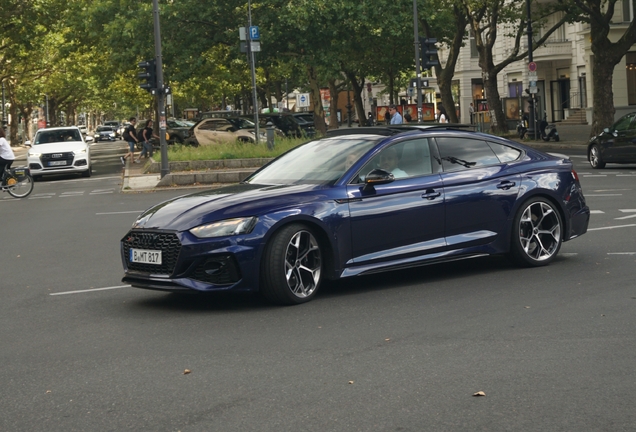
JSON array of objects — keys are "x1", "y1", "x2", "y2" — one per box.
[
  {"x1": 239, "y1": 27, "x2": 246, "y2": 41},
  {"x1": 407, "y1": 87, "x2": 414, "y2": 97},
  {"x1": 240, "y1": 41, "x2": 261, "y2": 53},
  {"x1": 528, "y1": 71, "x2": 537, "y2": 79},
  {"x1": 250, "y1": 26, "x2": 260, "y2": 40},
  {"x1": 528, "y1": 62, "x2": 537, "y2": 72},
  {"x1": 298, "y1": 93, "x2": 310, "y2": 108},
  {"x1": 529, "y1": 87, "x2": 538, "y2": 94}
]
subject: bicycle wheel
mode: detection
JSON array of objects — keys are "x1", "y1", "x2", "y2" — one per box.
[{"x1": 7, "y1": 174, "x2": 34, "y2": 198}]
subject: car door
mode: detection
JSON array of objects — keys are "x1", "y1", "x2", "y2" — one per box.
[
  {"x1": 195, "y1": 119, "x2": 225, "y2": 145},
  {"x1": 433, "y1": 136, "x2": 521, "y2": 248},
  {"x1": 603, "y1": 114, "x2": 635, "y2": 161},
  {"x1": 346, "y1": 138, "x2": 446, "y2": 266}
]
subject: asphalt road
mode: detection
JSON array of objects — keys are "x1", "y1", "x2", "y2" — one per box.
[{"x1": 1, "y1": 144, "x2": 635, "y2": 431}]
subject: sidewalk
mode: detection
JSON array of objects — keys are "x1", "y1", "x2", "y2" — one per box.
[{"x1": 121, "y1": 125, "x2": 591, "y2": 193}]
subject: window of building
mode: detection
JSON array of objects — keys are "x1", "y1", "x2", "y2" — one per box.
[
  {"x1": 623, "y1": 0, "x2": 634, "y2": 21},
  {"x1": 469, "y1": 29, "x2": 478, "y2": 58},
  {"x1": 509, "y1": 81, "x2": 523, "y2": 98}
]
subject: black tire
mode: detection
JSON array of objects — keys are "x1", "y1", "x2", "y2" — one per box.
[
  {"x1": 510, "y1": 197, "x2": 563, "y2": 267},
  {"x1": 554, "y1": 135, "x2": 560, "y2": 142},
  {"x1": 33, "y1": 175, "x2": 42, "y2": 181},
  {"x1": 589, "y1": 144, "x2": 606, "y2": 169},
  {"x1": 542, "y1": 135, "x2": 550, "y2": 142},
  {"x1": 82, "y1": 166, "x2": 92, "y2": 177},
  {"x1": 7, "y1": 174, "x2": 34, "y2": 198},
  {"x1": 260, "y1": 224, "x2": 323, "y2": 305}
]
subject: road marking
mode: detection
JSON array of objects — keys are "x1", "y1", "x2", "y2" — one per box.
[
  {"x1": 590, "y1": 210, "x2": 604, "y2": 214},
  {"x1": 617, "y1": 175, "x2": 636, "y2": 177},
  {"x1": 89, "y1": 189, "x2": 114, "y2": 195},
  {"x1": 96, "y1": 211, "x2": 144, "y2": 215},
  {"x1": 588, "y1": 224, "x2": 636, "y2": 231},
  {"x1": 593, "y1": 189, "x2": 631, "y2": 192},
  {"x1": 560, "y1": 253, "x2": 578, "y2": 257},
  {"x1": 607, "y1": 252, "x2": 636, "y2": 255},
  {"x1": 585, "y1": 194, "x2": 623, "y2": 197},
  {"x1": 50, "y1": 285, "x2": 131, "y2": 296},
  {"x1": 583, "y1": 175, "x2": 607, "y2": 177},
  {"x1": 60, "y1": 191, "x2": 85, "y2": 197},
  {"x1": 47, "y1": 176, "x2": 121, "y2": 184},
  {"x1": 615, "y1": 209, "x2": 636, "y2": 220},
  {"x1": 619, "y1": 209, "x2": 636, "y2": 212}
]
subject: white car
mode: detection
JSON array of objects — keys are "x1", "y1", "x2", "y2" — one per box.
[{"x1": 26, "y1": 126, "x2": 91, "y2": 179}]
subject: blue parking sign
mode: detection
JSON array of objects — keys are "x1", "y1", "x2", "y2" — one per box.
[{"x1": 250, "y1": 26, "x2": 260, "y2": 40}]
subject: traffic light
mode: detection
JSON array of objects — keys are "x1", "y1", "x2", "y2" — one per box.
[
  {"x1": 420, "y1": 37, "x2": 439, "y2": 70},
  {"x1": 138, "y1": 59, "x2": 157, "y2": 92}
]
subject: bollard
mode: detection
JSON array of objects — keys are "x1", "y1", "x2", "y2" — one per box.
[{"x1": 266, "y1": 122, "x2": 275, "y2": 150}]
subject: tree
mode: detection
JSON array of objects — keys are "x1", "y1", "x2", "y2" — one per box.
[
  {"x1": 573, "y1": 0, "x2": 636, "y2": 136},
  {"x1": 462, "y1": 0, "x2": 572, "y2": 133}
]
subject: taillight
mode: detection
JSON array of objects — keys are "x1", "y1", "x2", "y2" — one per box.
[{"x1": 571, "y1": 169, "x2": 580, "y2": 182}]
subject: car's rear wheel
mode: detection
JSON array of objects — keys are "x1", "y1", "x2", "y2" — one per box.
[
  {"x1": 589, "y1": 145, "x2": 606, "y2": 169},
  {"x1": 261, "y1": 224, "x2": 323, "y2": 305},
  {"x1": 510, "y1": 197, "x2": 563, "y2": 267}
]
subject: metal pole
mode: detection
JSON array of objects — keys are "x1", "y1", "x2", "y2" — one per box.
[
  {"x1": 45, "y1": 94, "x2": 49, "y2": 127},
  {"x1": 248, "y1": 0, "x2": 260, "y2": 145},
  {"x1": 152, "y1": 0, "x2": 169, "y2": 178},
  {"x1": 285, "y1": 77, "x2": 288, "y2": 111},
  {"x1": 526, "y1": 0, "x2": 537, "y2": 140},
  {"x1": 414, "y1": 0, "x2": 422, "y2": 122},
  {"x1": 1, "y1": 81, "x2": 6, "y2": 126}
]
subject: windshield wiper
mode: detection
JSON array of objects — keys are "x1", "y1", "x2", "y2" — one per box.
[{"x1": 442, "y1": 156, "x2": 476, "y2": 168}]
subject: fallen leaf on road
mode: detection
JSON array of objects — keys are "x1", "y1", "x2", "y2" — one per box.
[
  {"x1": 348, "y1": 380, "x2": 354, "y2": 384},
  {"x1": 473, "y1": 391, "x2": 486, "y2": 397},
  {"x1": 46, "y1": 390, "x2": 51, "y2": 393},
  {"x1": 524, "y1": 306, "x2": 530, "y2": 309},
  {"x1": 385, "y1": 338, "x2": 390, "y2": 341},
  {"x1": 183, "y1": 369, "x2": 191, "y2": 375}
]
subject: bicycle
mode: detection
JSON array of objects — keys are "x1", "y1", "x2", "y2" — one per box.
[{"x1": 1, "y1": 165, "x2": 34, "y2": 198}]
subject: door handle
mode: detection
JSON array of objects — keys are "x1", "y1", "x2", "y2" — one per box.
[
  {"x1": 497, "y1": 181, "x2": 516, "y2": 190},
  {"x1": 421, "y1": 190, "x2": 441, "y2": 200}
]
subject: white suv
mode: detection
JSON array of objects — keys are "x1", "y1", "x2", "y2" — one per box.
[{"x1": 26, "y1": 127, "x2": 91, "y2": 179}]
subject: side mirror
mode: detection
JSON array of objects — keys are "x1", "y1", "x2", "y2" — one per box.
[
  {"x1": 85, "y1": 136, "x2": 94, "y2": 143},
  {"x1": 363, "y1": 169, "x2": 394, "y2": 191},
  {"x1": 603, "y1": 128, "x2": 610, "y2": 133},
  {"x1": 24, "y1": 140, "x2": 31, "y2": 147}
]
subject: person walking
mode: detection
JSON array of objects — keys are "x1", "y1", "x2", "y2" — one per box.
[
  {"x1": 437, "y1": 105, "x2": 448, "y2": 123},
  {"x1": 388, "y1": 104, "x2": 403, "y2": 124},
  {"x1": 121, "y1": 117, "x2": 138, "y2": 165},
  {"x1": 403, "y1": 113, "x2": 412, "y2": 123},
  {"x1": 469, "y1": 102, "x2": 475, "y2": 124},
  {"x1": 135, "y1": 119, "x2": 160, "y2": 163},
  {"x1": 0, "y1": 128, "x2": 15, "y2": 182}
]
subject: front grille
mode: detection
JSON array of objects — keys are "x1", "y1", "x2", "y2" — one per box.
[
  {"x1": 122, "y1": 231, "x2": 181, "y2": 275},
  {"x1": 41, "y1": 152, "x2": 74, "y2": 167},
  {"x1": 191, "y1": 255, "x2": 241, "y2": 285}
]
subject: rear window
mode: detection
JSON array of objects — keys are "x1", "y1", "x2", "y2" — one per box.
[{"x1": 435, "y1": 137, "x2": 500, "y2": 172}]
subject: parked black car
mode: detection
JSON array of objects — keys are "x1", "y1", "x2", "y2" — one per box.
[
  {"x1": 166, "y1": 119, "x2": 192, "y2": 144},
  {"x1": 242, "y1": 113, "x2": 316, "y2": 138},
  {"x1": 588, "y1": 111, "x2": 636, "y2": 169}
]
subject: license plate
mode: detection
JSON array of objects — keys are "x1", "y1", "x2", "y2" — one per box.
[
  {"x1": 48, "y1": 161, "x2": 67, "y2": 166},
  {"x1": 129, "y1": 248, "x2": 162, "y2": 265}
]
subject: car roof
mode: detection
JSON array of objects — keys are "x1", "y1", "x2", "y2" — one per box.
[
  {"x1": 36, "y1": 126, "x2": 80, "y2": 132},
  {"x1": 325, "y1": 124, "x2": 476, "y2": 137}
]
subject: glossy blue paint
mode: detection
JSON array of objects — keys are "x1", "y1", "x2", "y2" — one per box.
[{"x1": 121, "y1": 127, "x2": 590, "y2": 295}]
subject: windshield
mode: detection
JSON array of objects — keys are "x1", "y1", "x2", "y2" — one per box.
[
  {"x1": 246, "y1": 135, "x2": 382, "y2": 185},
  {"x1": 294, "y1": 114, "x2": 314, "y2": 124},
  {"x1": 97, "y1": 126, "x2": 114, "y2": 132},
  {"x1": 34, "y1": 129, "x2": 83, "y2": 145},
  {"x1": 168, "y1": 119, "x2": 189, "y2": 127}
]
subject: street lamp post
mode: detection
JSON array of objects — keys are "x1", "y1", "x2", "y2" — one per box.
[
  {"x1": 248, "y1": 0, "x2": 260, "y2": 144},
  {"x1": 152, "y1": 0, "x2": 169, "y2": 178},
  {"x1": 413, "y1": 0, "x2": 422, "y2": 122},
  {"x1": 526, "y1": 0, "x2": 537, "y2": 140}
]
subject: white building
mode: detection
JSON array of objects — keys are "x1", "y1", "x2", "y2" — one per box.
[{"x1": 438, "y1": 0, "x2": 636, "y2": 129}]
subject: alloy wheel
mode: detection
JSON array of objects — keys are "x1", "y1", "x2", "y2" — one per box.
[
  {"x1": 284, "y1": 230, "x2": 322, "y2": 298},
  {"x1": 518, "y1": 201, "x2": 561, "y2": 262}
]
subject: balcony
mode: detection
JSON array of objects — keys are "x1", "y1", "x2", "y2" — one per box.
[{"x1": 522, "y1": 40, "x2": 572, "y2": 61}]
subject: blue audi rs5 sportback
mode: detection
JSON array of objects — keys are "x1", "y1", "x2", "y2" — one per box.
[{"x1": 121, "y1": 125, "x2": 590, "y2": 305}]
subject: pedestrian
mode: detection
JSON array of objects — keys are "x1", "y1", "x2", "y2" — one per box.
[
  {"x1": 437, "y1": 105, "x2": 448, "y2": 123},
  {"x1": 388, "y1": 104, "x2": 403, "y2": 124},
  {"x1": 404, "y1": 113, "x2": 412, "y2": 123},
  {"x1": 469, "y1": 102, "x2": 475, "y2": 124},
  {"x1": 367, "y1": 112, "x2": 374, "y2": 126},
  {"x1": 135, "y1": 119, "x2": 160, "y2": 163},
  {"x1": 121, "y1": 117, "x2": 138, "y2": 165},
  {"x1": 0, "y1": 127, "x2": 15, "y2": 181}
]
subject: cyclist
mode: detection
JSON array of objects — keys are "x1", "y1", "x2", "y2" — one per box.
[{"x1": 0, "y1": 127, "x2": 15, "y2": 183}]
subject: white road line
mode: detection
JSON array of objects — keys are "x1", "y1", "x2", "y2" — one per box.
[
  {"x1": 96, "y1": 211, "x2": 144, "y2": 215},
  {"x1": 589, "y1": 210, "x2": 605, "y2": 214},
  {"x1": 560, "y1": 253, "x2": 578, "y2": 256},
  {"x1": 585, "y1": 194, "x2": 623, "y2": 197},
  {"x1": 588, "y1": 224, "x2": 636, "y2": 231},
  {"x1": 615, "y1": 214, "x2": 636, "y2": 220},
  {"x1": 607, "y1": 252, "x2": 636, "y2": 255},
  {"x1": 593, "y1": 189, "x2": 632, "y2": 192},
  {"x1": 583, "y1": 175, "x2": 607, "y2": 177},
  {"x1": 50, "y1": 285, "x2": 131, "y2": 296},
  {"x1": 619, "y1": 209, "x2": 636, "y2": 212},
  {"x1": 28, "y1": 196, "x2": 53, "y2": 199}
]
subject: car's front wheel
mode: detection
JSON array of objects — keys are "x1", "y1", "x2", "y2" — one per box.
[
  {"x1": 589, "y1": 144, "x2": 606, "y2": 169},
  {"x1": 510, "y1": 197, "x2": 563, "y2": 267},
  {"x1": 261, "y1": 224, "x2": 323, "y2": 305}
]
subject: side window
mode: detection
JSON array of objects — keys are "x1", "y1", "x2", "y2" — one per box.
[
  {"x1": 435, "y1": 137, "x2": 500, "y2": 172},
  {"x1": 487, "y1": 142, "x2": 522, "y2": 163},
  {"x1": 198, "y1": 120, "x2": 216, "y2": 131},
  {"x1": 357, "y1": 139, "x2": 432, "y2": 181},
  {"x1": 613, "y1": 114, "x2": 634, "y2": 132}
]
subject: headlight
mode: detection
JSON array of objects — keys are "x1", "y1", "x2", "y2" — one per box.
[
  {"x1": 28, "y1": 152, "x2": 41, "y2": 157},
  {"x1": 109, "y1": 133, "x2": 115, "y2": 137},
  {"x1": 74, "y1": 148, "x2": 87, "y2": 155},
  {"x1": 189, "y1": 217, "x2": 257, "y2": 238}
]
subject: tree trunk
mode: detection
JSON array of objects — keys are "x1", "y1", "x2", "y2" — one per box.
[
  {"x1": 345, "y1": 72, "x2": 366, "y2": 126},
  {"x1": 9, "y1": 101, "x2": 19, "y2": 145},
  {"x1": 307, "y1": 65, "x2": 326, "y2": 135},
  {"x1": 437, "y1": 75, "x2": 458, "y2": 124},
  {"x1": 590, "y1": 56, "x2": 615, "y2": 136},
  {"x1": 483, "y1": 72, "x2": 507, "y2": 134},
  {"x1": 328, "y1": 79, "x2": 339, "y2": 130}
]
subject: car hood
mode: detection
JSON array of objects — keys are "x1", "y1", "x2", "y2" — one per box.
[
  {"x1": 132, "y1": 183, "x2": 335, "y2": 231},
  {"x1": 30, "y1": 142, "x2": 87, "y2": 153}
]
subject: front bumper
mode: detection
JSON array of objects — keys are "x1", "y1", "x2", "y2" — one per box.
[
  {"x1": 27, "y1": 154, "x2": 90, "y2": 175},
  {"x1": 121, "y1": 229, "x2": 260, "y2": 293}
]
